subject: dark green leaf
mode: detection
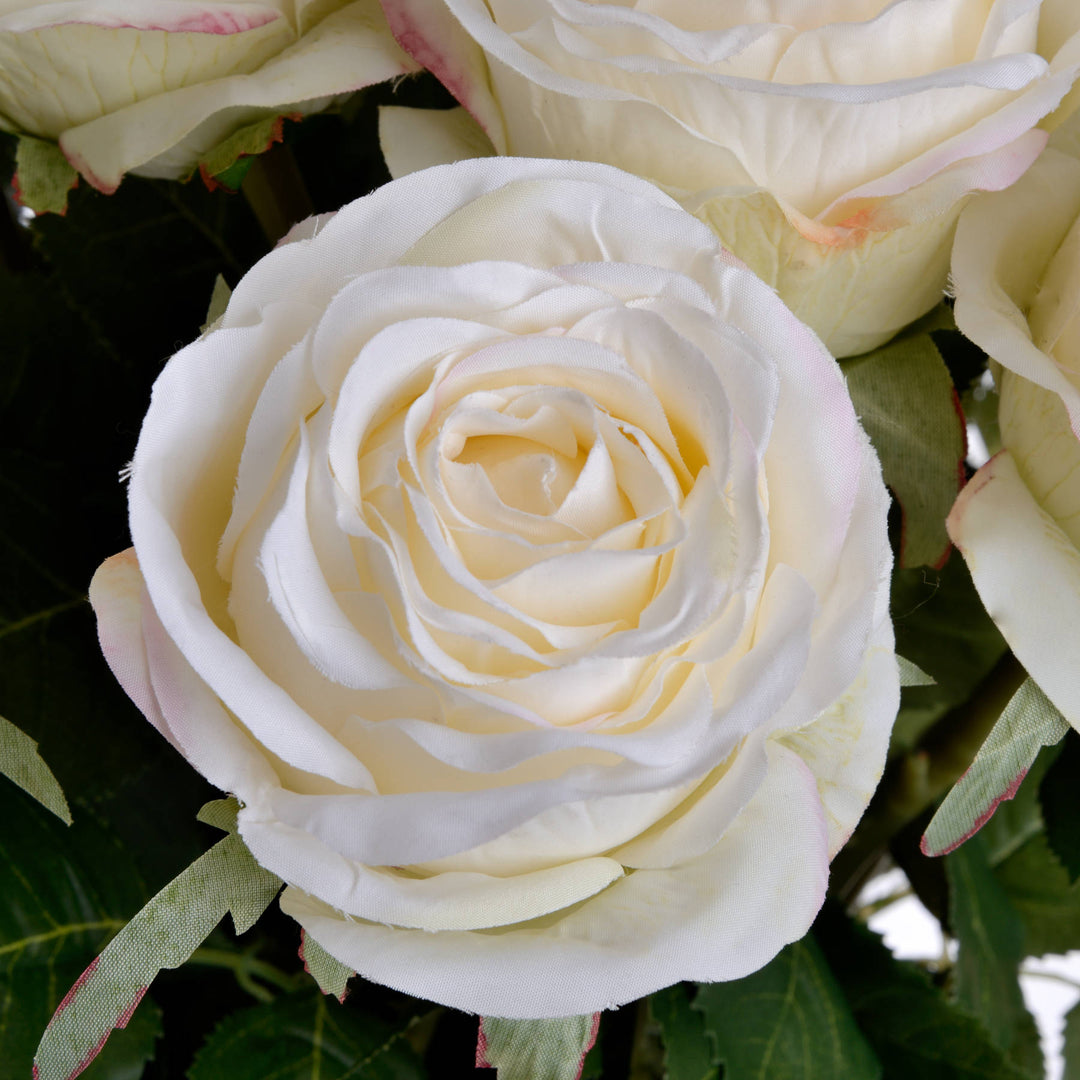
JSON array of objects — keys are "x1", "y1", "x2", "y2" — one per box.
[
  {"x1": 842, "y1": 304, "x2": 966, "y2": 569},
  {"x1": 1040, "y1": 729, "x2": 1080, "y2": 883},
  {"x1": 994, "y1": 834, "x2": 1080, "y2": 957},
  {"x1": 946, "y1": 834, "x2": 1043, "y2": 1077},
  {"x1": 889, "y1": 557, "x2": 1008, "y2": 754},
  {"x1": 651, "y1": 985, "x2": 716, "y2": 1080},
  {"x1": 693, "y1": 936, "x2": 880, "y2": 1080},
  {"x1": 817, "y1": 907, "x2": 1030, "y2": 1080},
  {"x1": 188, "y1": 990, "x2": 425, "y2": 1080}
]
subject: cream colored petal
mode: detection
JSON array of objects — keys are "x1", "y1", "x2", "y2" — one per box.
[
  {"x1": 952, "y1": 135, "x2": 1080, "y2": 432},
  {"x1": 948, "y1": 451, "x2": 1080, "y2": 731},
  {"x1": 55, "y1": 2, "x2": 418, "y2": 190},
  {"x1": 378, "y1": 104, "x2": 495, "y2": 179},
  {"x1": 280, "y1": 740, "x2": 829, "y2": 1017}
]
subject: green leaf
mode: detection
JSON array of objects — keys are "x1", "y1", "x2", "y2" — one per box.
[
  {"x1": 299, "y1": 932, "x2": 354, "y2": 1004},
  {"x1": 651, "y1": 985, "x2": 717, "y2": 1080},
  {"x1": 897, "y1": 656, "x2": 936, "y2": 688},
  {"x1": 842, "y1": 304, "x2": 966, "y2": 569},
  {"x1": 13, "y1": 136, "x2": 78, "y2": 215},
  {"x1": 1064, "y1": 999, "x2": 1080, "y2": 1080},
  {"x1": 923, "y1": 679, "x2": 1069, "y2": 857},
  {"x1": 0, "y1": 713, "x2": 71, "y2": 824},
  {"x1": 946, "y1": 833, "x2": 1043, "y2": 1077},
  {"x1": 817, "y1": 908, "x2": 1030, "y2": 1080},
  {"x1": 200, "y1": 274, "x2": 233, "y2": 336},
  {"x1": 1039, "y1": 729, "x2": 1080, "y2": 883},
  {"x1": 33, "y1": 829, "x2": 282, "y2": 1080},
  {"x1": 188, "y1": 989, "x2": 425, "y2": 1080},
  {"x1": 477, "y1": 1015, "x2": 600, "y2": 1080},
  {"x1": 81, "y1": 995, "x2": 162, "y2": 1080},
  {"x1": 889, "y1": 557, "x2": 1008, "y2": 754},
  {"x1": 0, "y1": 781, "x2": 149, "y2": 1079},
  {"x1": 693, "y1": 937, "x2": 880, "y2": 1080},
  {"x1": 197, "y1": 114, "x2": 294, "y2": 191},
  {"x1": 994, "y1": 833, "x2": 1080, "y2": 957}
]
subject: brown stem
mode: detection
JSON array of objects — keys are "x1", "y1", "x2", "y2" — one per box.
[
  {"x1": 240, "y1": 143, "x2": 314, "y2": 247},
  {"x1": 830, "y1": 651, "x2": 1027, "y2": 904}
]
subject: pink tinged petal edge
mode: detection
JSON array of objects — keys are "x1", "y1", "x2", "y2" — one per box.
[
  {"x1": 22, "y1": 8, "x2": 281, "y2": 35},
  {"x1": 948, "y1": 448, "x2": 1080, "y2": 732},
  {"x1": 89, "y1": 549, "x2": 178, "y2": 751},
  {"x1": 381, "y1": 0, "x2": 504, "y2": 147},
  {"x1": 919, "y1": 767, "x2": 1029, "y2": 858}
]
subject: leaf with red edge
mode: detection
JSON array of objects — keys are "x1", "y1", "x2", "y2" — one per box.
[
  {"x1": 33, "y1": 806, "x2": 281, "y2": 1080},
  {"x1": 12, "y1": 136, "x2": 78, "y2": 215},
  {"x1": 922, "y1": 678, "x2": 1069, "y2": 857},
  {"x1": 842, "y1": 303, "x2": 967, "y2": 569},
  {"x1": 477, "y1": 1014, "x2": 600, "y2": 1080}
]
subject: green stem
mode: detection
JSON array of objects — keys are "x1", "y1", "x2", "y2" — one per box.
[
  {"x1": 240, "y1": 143, "x2": 314, "y2": 246},
  {"x1": 188, "y1": 946, "x2": 301, "y2": 1000},
  {"x1": 1019, "y1": 968, "x2": 1080, "y2": 993},
  {"x1": 831, "y1": 651, "x2": 1027, "y2": 904}
]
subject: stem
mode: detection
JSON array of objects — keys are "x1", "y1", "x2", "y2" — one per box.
[
  {"x1": 831, "y1": 652, "x2": 1026, "y2": 904},
  {"x1": 855, "y1": 887, "x2": 913, "y2": 921},
  {"x1": 1019, "y1": 968, "x2": 1080, "y2": 993},
  {"x1": 0, "y1": 190, "x2": 31, "y2": 273},
  {"x1": 241, "y1": 143, "x2": 314, "y2": 246},
  {"x1": 188, "y1": 946, "x2": 302, "y2": 1000}
]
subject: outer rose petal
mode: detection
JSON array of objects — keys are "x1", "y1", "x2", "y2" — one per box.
[
  {"x1": 0, "y1": 1, "x2": 417, "y2": 192},
  {"x1": 947, "y1": 451, "x2": 1080, "y2": 731},
  {"x1": 59, "y1": 3, "x2": 419, "y2": 190},
  {"x1": 88, "y1": 549, "x2": 277, "y2": 795},
  {"x1": 280, "y1": 742, "x2": 829, "y2": 1018},
  {"x1": 380, "y1": 0, "x2": 1080, "y2": 355},
  {"x1": 952, "y1": 128, "x2": 1080, "y2": 434}
]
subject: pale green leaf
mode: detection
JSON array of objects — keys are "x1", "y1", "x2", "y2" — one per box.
[
  {"x1": 693, "y1": 937, "x2": 880, "y2": 1080},
  {"x1": 897, "y1": 656, "x2": 936, "y2": 688},
  {"x1": 651, "y1": 985, "x2": 717, "y2": 1080},
  {"x1": 478, "y1": 1014, "x2": 600, "y2": 1080},
  {"x1": 842, "y1": 304, "x2": 966, "y2": 568},
  {"x1": 0, "y1": 713, "x2": 71, "y2": 824},
  {"x1": 299, "y1": 932, "x2": 353, "y2": 1003},
  {"x1": 13, "y1": 136, "x2": 78, "y2": 215},
  {"x1": 188, "y1": 989, "x2": 425, "y2": 1080},
  {"x1": 946, "y1": 834, "x2": 1043, "y2": 1077},
  {"x1": 33, "y1": 830, "x2": 281, "y2": 1080},
  {"x1": 923, "y1": 679, "x2": 1069, "y2": 857},
  {"x1": 200, "y1": 275, "x2": 232, "y2": 336}
]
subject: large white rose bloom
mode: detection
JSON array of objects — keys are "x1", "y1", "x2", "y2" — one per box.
[
  {"x1": 90, "y1": 158, "x2": 898, "y2": 1018},
  {"x1": 949, "y1": 108, "x2": 1080, "y2": 733},
  {"x1": 0, "y1": 0, "x2": 417, "y2": 192},
  {"x1": 378, "y1": 0, "x2": 1080, "y2": 358}
]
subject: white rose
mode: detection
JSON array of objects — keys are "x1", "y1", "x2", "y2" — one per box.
[
  {"x1": 0, "y1": 1, "x2": 417, "y2": 192},
  {"x1": 378, "y1": 0, "x2": 1080, "y2": 358},
  {"x1": 90, "y1": 158, "x2": 897, "y2": 1018},
  {"x1": 948, "y1": 108, "x2": 1080, "y2": 732}
]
